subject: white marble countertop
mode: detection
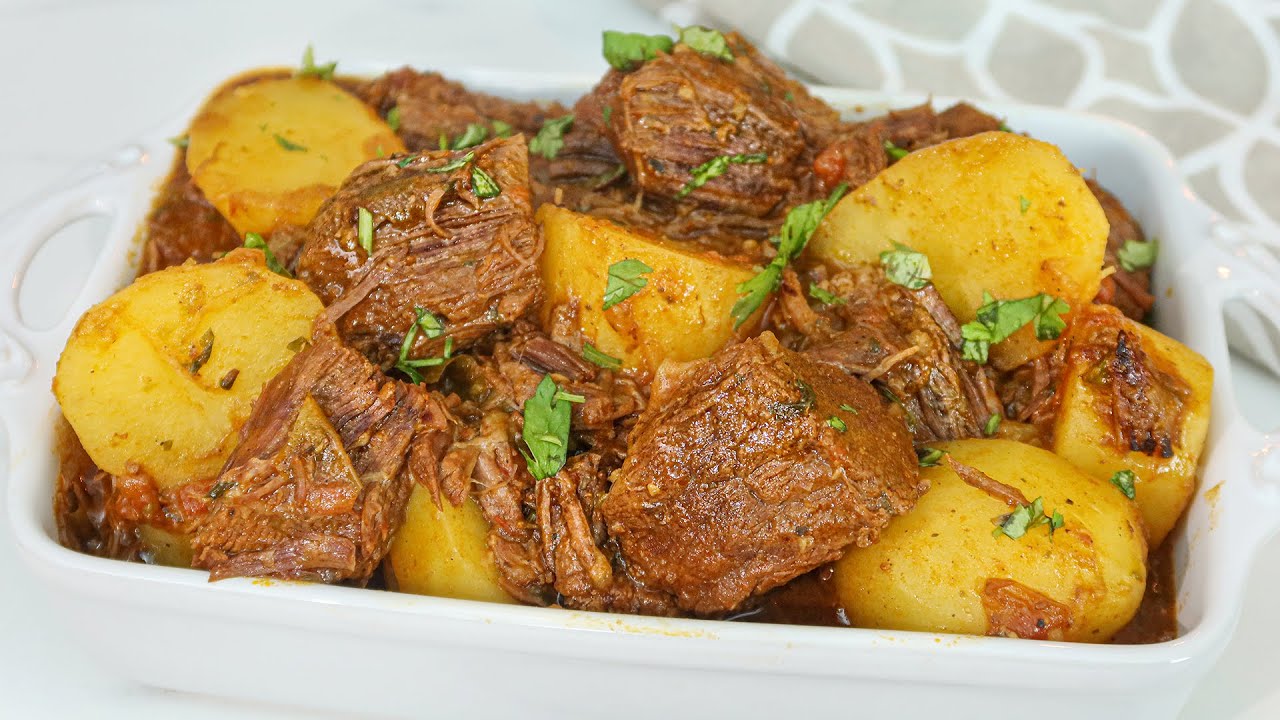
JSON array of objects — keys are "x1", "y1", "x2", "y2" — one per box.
[{"x1": 0, "y1": 1, "x2": 1276, "y2": 717}]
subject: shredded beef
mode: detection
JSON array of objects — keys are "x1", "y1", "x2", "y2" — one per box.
[
  {"x1": 190, "y1": 326, "x2": 452, "y2": 584},
  {"x1": 599, "y1": 332, "x2": 923, "y2": 615},
  {"x1": 1088, "y1": 180, "x2": 1156, "y2": 320},
  {"x1": 783, "y1": 264, "x2": 1004, "y2": 444},
  {"x1": 294, "y1": 137, "x2": 542, "y2": 366}
]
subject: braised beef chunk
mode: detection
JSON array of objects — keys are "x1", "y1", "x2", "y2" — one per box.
[
  {"x1": 937, "y1": 102, "x2": 1004, "y2": 138},
  {"x1": 191, "y1": 329, "x2": 451, "y2": 584},
  {"x1": 783, "y1": 264, "x2": 1004, "y2": 444},
  {"x1": 294, "y1": 137, "x2": 542, "y2": 366},
  {"x1": 600, "y1": 332, "x2": 922, "y2": 615},
  {"x1": 138, "y1": 156, "x2": 240, "y2": 276},
  {"x1": 545, "y1": 70, "x2": 626, "y2": 186},
  {"x1": 1089, "y1": 180, "x2": 1156, "y2": 320},
  {"x1": 603, "y1": 35, "x2": 837, "y2": 217},
  {"x1": 358, "y1": 67, "x2": 567, "y2": 153}
]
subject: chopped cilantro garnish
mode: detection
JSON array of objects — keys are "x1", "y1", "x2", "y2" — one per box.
[
  {"x1": 583, "y1": 342, "x2": 623, "y2": 370},
  {"x1": 676, "y1": 153, "x2": 767, "y2": 199},
  {"x1": 426, "y1": 151, "x2": 474, "y2": 174},
  {"x1": 731, "y1": 183, "x2": 848, "y2": 328},
  {"x1": 809, "y1": 283, "x2": 845, "y2": 306},
  {"x1": 917, "y1": 447, "x2": 946, "y2": 467},
  {"x1": 883, "y1": 140, "x2": 909, "y2": 160},
  {"x1": 992, "y1": 497, "x2": 1064, "y2": 541},
  {"x1": 602, "y1": 30, "x2": 674, "y2": 71},
  {"x1": 602, "y1": 106, "x2": 613, "y2": 124},
  {"x1": 386, "y1": 106, "x2": 401, "y2": 132},
  {"x1": 984, "y1": 413, "x2": 1002, "y2": 436},
  {"x1": 1110, "y1": 469, "x2": 1138, "y2": 500},
  {"x1": 960, "y1": 292, "x2": 1069, "y2": 364},
  {"x1": 827, "y1": 416, "x2": 847, "y2": 432},
  {"x1": 471, "y1": 165, "x2": 501, "y2": 198},
  {"x1": 394, "y1": 307, "x2": 448, "y2": 383},
  {"x1": 244, "y1": 232, "x2": 292, "y2": 278},
  {"x1": 357, "y1": 207, "x2": 373, "y2": 254},
  {"x1": 452, "y1": 123, "x2": 488, "y2": 149},
  {"x1": 168, "y1": 135, "x2": 189, "y2": 149},
  {"x1": 879, "y1": 242, "x2": 932, "y2": 290},
  {"x1": 678, "y1": 26, "x2": 733, "y2": 62},
  {"x1": 491, "y1": 120, "x2": 514, "y2": 138},
  {"x1": 1117, "y1": 238, "x2": 1159, "y2": 272},
  {"x1": 1019, "y1": 195, "x2": 1031, "y2": 214},
  {"x1": 529, "y1": 115, "x2": 574, "y2": 160},
  {"x1": 519, "y1": 375, "x2": 583, "y2": 480},
  {"x1": 396, "y1": 154, "x2": 419, "y2": 168},
  {"x1": 297, "y1": 45, "x2": 336, "y2": 81},
  {"x1": 603, "y1": 258, "x2": 653, "y2": 310},
  {"x1": 839, "y1": 403, "x2": 859, "y2": 415},
  {"x1": 274, "y1": 133, "x2": 307, "y2": 152}
]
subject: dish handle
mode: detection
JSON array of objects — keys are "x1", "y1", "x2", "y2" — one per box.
[{"x1": 0, "y1": 146, "x2": 151, "y2": 390}]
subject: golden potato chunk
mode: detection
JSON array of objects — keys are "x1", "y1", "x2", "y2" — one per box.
[
  {"x1": 809, "y1": 131, "x2": 1109, "y2": 369},
  {"x1": 186, "y1": 75, "x2": 404, "y2": 236},
  {"x1": 54, "y1": 249, "x2": 325, "y2": 488},
  {"x1": 1052, "y1": 305, "x2": 1213, "y2": 547},
  {"x1": 834, "y1": 439, "x2": 1147, "y2": 643},
  {"x1": 387, "y1": 485, "x2": 515, "y2": 604},
  {"x1": 538, "y1": 204, "x2": 759, "y2": 375}
]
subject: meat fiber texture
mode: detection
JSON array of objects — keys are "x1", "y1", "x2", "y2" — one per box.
[
  {"x1": 191, "y1": 327, "x2": 451, "y2": 584},
  {"x1": 295, "y1": 136, "x2": 543, "y2": 367},
  {"x1": 600, "y1": 332, "x2": 923, "y2": 615}
]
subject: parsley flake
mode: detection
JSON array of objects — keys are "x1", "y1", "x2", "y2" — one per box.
[
  {"x1": 357, "y1": 207, "x2": 374, "y2": 254},
  {"x1": 1117, "y1": 238, "x2": 1159, "y2": 272},
  {"x1": 519, "y1": 375, "x2": 583, "y2": 480},
  {"x1": 731, "y1": 183, "x2": 848, "y2": 328},
  {"x1": 839, "y1": 403, "x2": 860, "y2": 415},
  {"x1": 603, "y1": 258, "x2": 653, "y2": 310},
  {"x1": 583, "y1": 342, "x2": 623, "y2": 370},
  {"x1": 426, "y1": 151, "x2": 474, "y2": 174},
  {"x1": 984, "y1": 413, "x2": 1002, "y2": 436},
  {"x1": 880, "y1": 242, "x2": 932, "y2": 290},
  {"x1": 471, "y1": 165, "x2": 501, "y2": 198},
  {"x1": 244, "y1": 232, "x2": 292, "y2": 277},
  {"x1": 394, "y1": 307, "x2": 448, "y2": 383},
  {"x1": 917, "y1": 447, "x2": 946, "y2": 467},
  {"x1": 274, "y1": 133, "x2": 307, "y2": 152},
  {"x1": 1110, "y1": 469, "x2": 1138, "y2": 500},
  {"x1": 602, "y1": 30, "x2": 674, "y2": 71},
  {"x1": 678, "y1": 26, "x2": 733, "y2": 62},
  {"x1": 884, "y1": 140, "x2": 909, "y2": 160},
  {"x1": 992, "y1": 497, "x2": 1065, "y2": 541},
  {"x1": 676, "y1": 153, "x2": 767, "y2": 199},
  {"x1": 529, "y1": 115, "x2": 574, "y2": 160},
  {"x1": 491, "y1": 120, "x2": 514, "y2": 138},
  {"x1": 1019, "y1": 195, "x2": 1031, "y2": 214},
  {"x1": 297, "y1": 45, "x2": 336, "y2": 80},
  {"x1": 452, "y1": 123, "x2": 488, "y2": 149},
  {"x1": 827, "y1": 416, "x2": 847, "y2": 432},
  {"x1": 809, "y1": 283, "x2": 845, "y2": 306},
  {"x1": 386, "y1": 106, "x2": 401, "y2": 132},
  {"x1": 960, "y1": 292, "x2": 1069, "y2": 364},
  {"x1": 396, "y1": 155, "x2": 418, "y2": 168}
]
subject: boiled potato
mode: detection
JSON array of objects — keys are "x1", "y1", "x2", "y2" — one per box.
[
  {"x1": 138, "y1": 525, "x2": 194, "y2": 567},
  {"x1": 388, "y1": 485, "x2": 515, "y2": 604},
  {"x1": 538, "y1": 204, "x2": 759, "y2": 375},
  {"x1": 54, "y1": 249, "x2": 324, "y2": 488},
  {"x1": 809, "y1": 131, "x2": 1109, "y2": 369},
  {"x1": 186, "y1": 74, "x2": 404, "y2": 236},
  {"x1": 834, "y1": 439, "x2": 1147, "y2": 643},
  {"x1": 1052, "y1": 305, "x2": 1213, "y2": 547}
]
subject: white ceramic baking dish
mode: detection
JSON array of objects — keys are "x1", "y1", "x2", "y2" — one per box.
[{"x1": 3, "y1": 69, "x2": 1280, "y2": 720}]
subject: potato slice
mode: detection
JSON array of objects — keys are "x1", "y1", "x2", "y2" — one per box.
[
  {"x1": 186, "y1": 75, "x2": 404, "y2": 236},
  {"x1": 538, "y1": 204, "x2": 759, "y2": 374},
  {"x1": 387, "y1": 485, "x2": 515, "y2": 604},
  {"x1": 834, "y1": 439, "x2": 1147, "y2": 643},
  {"x1": 809, "y1": 131, "x2": 1109, "y2": 369},
  {"x1": 54, "y1": 249, "x2": 324, "y2": 488},
  {"x1": 1052, "y1": 305, "x2": 1213, "y2": 547}
]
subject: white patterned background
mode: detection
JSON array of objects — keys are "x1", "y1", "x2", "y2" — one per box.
[{"x1": 641, "y1": 0, "x2": 1279, "y2": 237}]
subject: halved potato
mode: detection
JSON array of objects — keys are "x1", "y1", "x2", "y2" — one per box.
[
  {"x1": 538, "y1": 204, "x2": 760, "y2": 375},
  {"x1": 387, "y1": 485, "x2": 515, "y2": 604},
  {"x1": 186, "y1": 74, "x2": 404, "y2": 236},
  {"x1": 54, "y1": 249, "x2": 324, "y2": 488},
  {"x1": 809, "y1": 131, "x2": 1109, "y2": 369},
  {"x1": 834, "y1": 439, "x2": 1147, "y2": 643},
  {"x1": 1051, "y1": 305, "x2": 1213, "y2": 547}
]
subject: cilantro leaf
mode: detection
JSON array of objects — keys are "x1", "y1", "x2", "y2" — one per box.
[
  {"x1": 529, "y1": 115, "x2": 574, "y2": 160},
  {"x1": 519, "y1": 375, "x2": 583, "y2": 480},
  {"x1": 471, "y1": 165, "x2": 501, "y2": 198},
  {"x1": 491, "y1": 120, "x2": 514, "y2": 138},
  {"x1": 385, "y1": 106, "x2": 401, "y2": 132},
  {"x1": 992, "y1": 496, "x2": 1065, "y2": 541},
  {"x1": 678, "y1": 26, "x2": 733, "y2": 62},
  {"x1": 452, "y1": 123, "x2": 488, "y2": 149},
  {"x1": 808, "y1": 283, "x2": 845, "y2": 306},
  {"x1": 602, "y1": 31, "x2": 674, "y2": 71},
  {"x1": 1117, "y1": 238, "x2": 1159, "y2": 272},
  {"x1": 1018, "y1": 195, "x2": 1031, "y2": 215},
  {"x1": 883, "y1": 140, "x2": 909, "y2": 160},
  {"x1": 274, "y1": 133, "x2": 307, "y2": 152},
  {"x1": 960, "y1": 292, "x2": 1069, "y2": 364},
  {"x1": 730, "y1": 183, "x2": 849, "y2": 329},
  {"x1": 394, "y1": 307, "x2": 447, "y2": 383},
  {"x1": 984, "y1": 413, "x2": 1001, "y2": 436},
  {"x1": 676, "y1": 153, "x2": 767, "y2": 199},
  {"x1": 603, "y1": 258, "x2": 653, "y2": 310},
  {"x1": 827, "y1": 416, "x2": 847, "y2": 432},
  {"x1": 917, "y1": 447, "x2": 946, "y2": 467},
  {"x1": 243, "y1": 233, "x2": 292, "y2": 278},
  {"x1": 426, "y1": 151, "x2": 474, "y2": 174},
  {"x1": 582, "y1": 342, "x2": 623, "y2": 370},
  {"x1": 879, "y1": 242, "x2": 932, "y2": 290},
  {"x1": 1110, "y1": 469, "x2": 1138, "y2": 500},
  {"x1": 297, "y1": 45, "x2": 336, "y2": 81}
]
